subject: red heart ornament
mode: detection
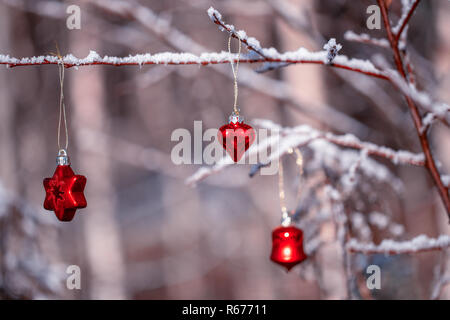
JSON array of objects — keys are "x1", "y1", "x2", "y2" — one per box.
[{"x1": 218, "y1": 121, "x2": 256, "y2": 162}]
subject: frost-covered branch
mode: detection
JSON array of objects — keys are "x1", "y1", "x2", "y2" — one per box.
[
  {"x1": 442, "y1": 175, "x2": 450, "y2": 189},
  {"x1": 393, "y1": 0, "x2": 421, "y2": 43},
  {"x1": 0, "y1": 51, "x2": 252, "y2": 68},
  {"x1": 380, "y1": 65, "x2": 450, "y2": 127},
  {"x1": 431, "y1": 276, "x2": 450, "y2": 300},
  {"x1": 72, "y1": 0, "x2": 370, "y2": 134},
  {"x1": 0, "y1": 6, "x2": 387, "y2": 81},
  {"x1": 377, "y1": 0, "x2": 450, "y2": 219},
  {"x1": 207, "y1": 7, "x2": 388, "y2": 80},
  {"x1": 0, "y1": 182, "x2": 63, "y2": 298},
  {"x1": 347, "y1": 234, "x2": 450, "y2": 255},
  {"x1": 186, "y1": 119, "x2": 424, "y2": 185},
  {"x1": 344, "y1": 31, "x2": 390, "y2": 49},
  {"x1": 255, "y1": 119, "x2": 425, "y2": 166}
]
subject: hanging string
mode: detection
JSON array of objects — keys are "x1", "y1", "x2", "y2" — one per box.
[
  {"x1": 228, "y1": 33, "x2": 241, "y2": 114},
  {"x1": 278, "y1": 148, "x2": 304, "y2": 226},
  {"x1": 57, "y1": 58, "x2": 68, "y2": 151}
]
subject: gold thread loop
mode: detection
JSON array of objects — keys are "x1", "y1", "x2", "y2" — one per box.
[
  {"x1": 278, "y1": 148, "x2": 304, "y2": 226},
  {"x1": 57, "y1": 59, "x2": 68, "y2": 151},
  {"x1": 228, "y1": 34, "x2": 241, "y2": 114}
]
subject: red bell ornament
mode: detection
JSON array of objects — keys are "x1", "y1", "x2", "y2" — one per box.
[
  {"x1": 218, "y1": 112, "x2": 255, "y2": 162},
  {"x1": 270, "y1": 225, "x2": 307, "y2": 271},
  {"x1": 43, "y1": 149, "x2": 87, "y2": 222}
]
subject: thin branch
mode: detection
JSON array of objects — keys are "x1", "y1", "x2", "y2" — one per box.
[
  {"x1": 265, "y1": 0, "x2": 413, "y2": 134},
  {"x1": 0, "y1": 51, "x2": 255, "y2": 68},
  {"x1": 207, "y1": 7, "x2": 388, "y2": 80},
  {"x1": 394, "y1": 0, "x2": 421, "y2": 43},
  {"x1": 347, "y1": 234, "x2": 450, "y2": 255},
  {"x1": 186, "y1": 119, "x2": 424, "y2": 186},
  {"x1": 0, "y1": 6, "x2": 387, "y2": 83},
  {"x1": 2, "y1": 0, "x2": 368, "y2": 134},
  {"x1": 382, "y1": 66, "x2": 450, "y2": 126},
  {"x1": 255, "y1": 119, "x2": 425, "y2": 166},
  {"x1": 431, "y1": 276, "x2": 450, "y2": 300},
  {"x1": 377, "y1": 0, "x2": 450, "y2": 219},
  {"x1": 0, "y1": 46, "x2": 388, "y2": 81},
  {"x1": 344, "y1": 31, "x2": 390, "y2": 49}
]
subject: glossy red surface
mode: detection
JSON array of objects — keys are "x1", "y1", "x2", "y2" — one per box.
[
  {"x1": 270, "y1": 225, "x2": 307, "y2": 271},
  {"x1": 218, "y1": 121, "x2": 255, "y2": 162},
  {"x1": 43, "y1": 165, "x2": 87, "y2": 221}
]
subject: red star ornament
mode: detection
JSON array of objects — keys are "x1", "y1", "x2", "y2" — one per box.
[{"x1": 43, "y1": 164, "x2": 87, "y2": 222}]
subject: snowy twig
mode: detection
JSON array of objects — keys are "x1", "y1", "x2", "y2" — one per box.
[
  {"x1": 207, "y1": 7, "x2": 388, "y2": 80},
  {"x1": 377, "y1": 0, "x2": 450, "y2": 219},
  {"x1": 207, "y1": 7, "x2": 268, "y2": 59},
  {"x1": 255, "y1": 119, "x2": 425, "y2": 166},
  {"x1": 323, "y1": 39, "x2": 342, "y2": 64},
  {"x1": 393, "y1": 0, "x2": 421, "y2": 43},
  {"x1": 442, "y1": 175, "x2": 450, "y2": 189},
  {"x1": 344, "y1": 31, "x2": 390, "y2": 49},
  {"x1": 0, "y1": 51, "x2": 256, "y2": 68},
  {"x1": 347, "y1": 234, "x2": 450, "y2": 255},
  {"x1": 186, "y1": 119, "x2": 424, "y2": 186},
  {"x1": 380, "y1": 65, "x2": 450, "y2": 126},
  {"x1": 431, "y1": 276, "x2": 450, "y2": 300},
  {"x1": 85, "y1": 0, "x2": 371, "y2": 134},
  {"x1": 0, "y1": 1, "x2": 380, "y2": 133}
]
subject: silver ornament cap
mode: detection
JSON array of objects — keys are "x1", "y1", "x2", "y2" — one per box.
[
  {"x1": 56, "y1": 149, "x2": 70, "y2": 166},
  {"x1": 229, "y1": 109, "x2": 244, "y2": 124}
]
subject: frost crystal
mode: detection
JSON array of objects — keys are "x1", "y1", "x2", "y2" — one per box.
[{"x1": 323, "y1": 38, "x2": 342, "y2": 64}]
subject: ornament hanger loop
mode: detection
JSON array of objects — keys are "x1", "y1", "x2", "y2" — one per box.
[
  {"x1": 56, "y1": 51, "x2": 68, "y2": 153},
  {"x1": 278, "y1": 148, "x2": 304, "y2": 226},
  {"x1": 56, "y1": 148, "x2": 70, "y2": 166},
  {"x1": 228, "y1": 33, "x2": 241, "y2": 115}
]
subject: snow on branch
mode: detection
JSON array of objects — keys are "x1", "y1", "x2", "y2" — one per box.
[
  {"x1": 207, "y1": 6, "x2": 267, "y2": 59},
  {"x1": 0, "y1": 51, "x2": 247, "y2": 68},
  {"x1": 255, "y1": 119, "x2": 425, "y2": 166},
  {"x1": 0, "y1": 46, "x2": 386, "y2": 81},
  {"x1": 207, "y1": 7, "x2": 388, "y2": 80},
  {"x1": 442, "y1": 175, "x2": 450, "y2": 188},
  {"x1": 347, "y1": 234, "x2": 450, "y2": 255},
  {"x1": 0, "y1": 6, "x2": 388, "y2": 81},
  {"x1": 344, "y1": 31, "x2": 390, "y2": 48},
  {"x1": 323, "y1": 38, "x2": 342, "y2": 64},
  {"x1": 186, "y1": 119, "x2": 424, "y2": 186},
  {"x1": 92, "y1": 0, "x2": 367, "y2": 134},
  {"x1": 383, "y1": 67, "x2": 450, "y2": 126},
  {"x1": 392, "y1": 0, "x2": 421, "y2": 42}
]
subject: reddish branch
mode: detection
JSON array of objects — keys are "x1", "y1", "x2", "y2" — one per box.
[
  {"x1": 347, "y1": 234, "x2": 450, "y2": 255},
  {"x1": 323, "y1": 135, "x2": 424, "y2": 166},
  {"x1": 348, "y1": 243, "x2": 449, "y2": 255},
  {"x1": 257, "y1": 121, "x2": 426, "y2": 167},
  {"x1": 377, "y1": 0, "x2": 450, "y2": 219},
  {"x1": 208, "y1": 10, "x2": 389, "y2": 80},
  {"x1": 394, "y1": 0, "x2": 421, "y2": 43},
  {"x1": 0, "y1": 57, "x2": 261, "y2": 68},
  {"x1": 0, "y1": 54, "x2": 389, "y2": 81}
]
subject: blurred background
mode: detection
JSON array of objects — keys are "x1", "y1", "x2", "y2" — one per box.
[{"x1": 0, "y1": 0, "x2": 449, "y2": 299}]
